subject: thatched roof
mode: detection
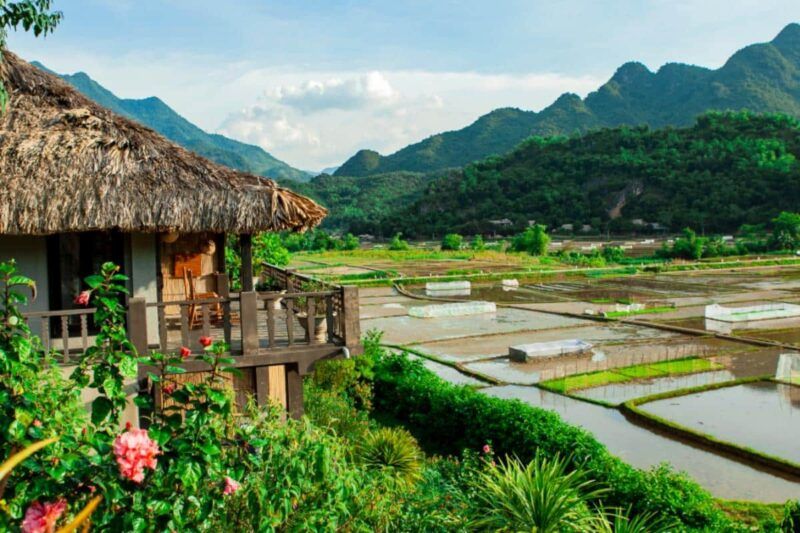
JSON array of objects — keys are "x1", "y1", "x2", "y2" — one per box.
[{"x1": 0, "y1": 51, "x2": 326, "y2": 235}]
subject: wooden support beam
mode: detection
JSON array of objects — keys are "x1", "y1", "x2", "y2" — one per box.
[
  {"x1": 128, "y1": 297, "x2": 149, "y2": 355},
  {"x1": 286, "y1": 363, "x2": 304, "y2": 419},
  {"x1": 240, "y1": 233, "x2": 254, "y2": 292}
]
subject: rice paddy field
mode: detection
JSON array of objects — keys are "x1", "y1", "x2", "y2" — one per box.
[{"x1": 342, "y1": 250, "x2": 800, "y2": 502}]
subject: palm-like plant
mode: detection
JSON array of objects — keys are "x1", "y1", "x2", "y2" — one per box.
[
  {"x1": 468, "y1": 454, "x2": 607, "y2": 532},
  {"x1": 356, "y1": 426, "x2": 422, "y2": 488},
  {"x1": 596, "y1": 508, "x2": 677, "y2": 533}
]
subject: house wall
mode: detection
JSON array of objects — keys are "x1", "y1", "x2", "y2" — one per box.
[
  {"x1": 129, "y1": 233, "x2": 160, "y2": 345},
  {"x1": 0, "y1": 235, "x2": 50, "y2": 331}
]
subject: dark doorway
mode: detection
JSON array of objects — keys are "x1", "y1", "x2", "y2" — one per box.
[{"x1": 46, "y1": 231, "x2": 126, "y2": 328}]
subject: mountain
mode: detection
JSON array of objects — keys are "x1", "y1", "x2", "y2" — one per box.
[
  {"x1": 32, "y1": 62, "x2": 311, "y2": 182},
  {"x1": 371, "y1": 111, "x2": 800, "y2": 237},
  {"x1": 289, "y1": 171, "x2": 436, "y2": 234},
  {"x1": 335, "y1": 23, "x2": 800, "y2": 177}
]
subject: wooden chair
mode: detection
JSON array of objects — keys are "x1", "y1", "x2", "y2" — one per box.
[{"x1": 182, "y1": 269, "x2": 222, "y2": 329}]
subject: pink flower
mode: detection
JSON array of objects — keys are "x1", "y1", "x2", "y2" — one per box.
[
  {"x1": 74, "y1": 290, "x2": 91, "y2": 306},
  {"x1": 482, "y1": 444, "x2": 491, "y2": 454},
  {"x1": 21, "y1": 499, "x2": 67, "y2": 533},
  {"x1": 179, "y1": 346, "x2": 191, "y2": 359},
  {"x1": 199, "y1": 336, "x2": 213, "y2": 348},
  {"x1": 223, "y1": 476, "x2": 240, "y2": 495},
  {"x1": 113, "y1": 428, "x2": 160, "y2": 484},
  {"x1": 32, "y1": 420, "x2": 42, "y2": 428},
  {"x1": 162, "y1": 382, "x2": 176, "y2": 395}
]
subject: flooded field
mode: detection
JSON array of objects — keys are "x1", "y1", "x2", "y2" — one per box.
[
  {"x1": 358, "y1": 264, "x2": 800, "y2": 502},
  {"x1": 483, "y1": 385, "x2": 800, "y2": 502},
  {"x1": 641, "y1": 381, "x2": 800, "y2": 464},
  {"x1": 574, "y1": 370, "x2": 737, "y2": 405}
]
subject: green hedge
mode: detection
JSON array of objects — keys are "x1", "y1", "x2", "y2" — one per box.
[{"x1": 371, "y1": 352, "x2": 732, "y2": 531}]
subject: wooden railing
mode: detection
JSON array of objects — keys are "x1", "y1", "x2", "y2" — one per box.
[
  {"x1": 21, "y1": 266, "x2": 361, "y2": 418},
  {"x1": 22, "y1": 307, "x2": 97, "y2": 362}
]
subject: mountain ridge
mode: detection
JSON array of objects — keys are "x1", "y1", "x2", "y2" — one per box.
[
  {"x1": 31, "y1": 62, "x2": 311, "y2": 182},
  {"x1": 335, "y1": 23, "x2": 800, "y2": 177}
]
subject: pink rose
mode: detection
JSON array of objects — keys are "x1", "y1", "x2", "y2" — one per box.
[
  {"x1": 22, "y1": 499, "x2": 66, "y2": 533},
  {"x1": 162, "y1": 382, "x2": 176, "y2": 395},
  {"x1": 113, "y1": 428, "x2": 160, "y2": 484},
  {"x1": 74, "y1": 290, "x2": 91, "y2": 306},
  {"x1": 199, "y1": 336, "x2": 213, "y2": 348},
  {"x1": 482, "y1": 444, "x2": 491, "y2": 454},
  {"x1": 179, "y1": 346, "x2": 191, "y2": 359},
  {"x1": 32, "y1": 420, "x2": 42, "y2": 428},
  {"x1": 223, "y1": 476, "x2": 240, "y2": 495}
]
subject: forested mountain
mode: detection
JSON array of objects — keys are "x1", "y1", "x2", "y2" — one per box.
[
  {"x1": 335, "y1": 23, "x2": 800, "y2": 177},
  {"x1": 288, "y1": 171, "x2": 437, "y2": 232},
  {"x1": 366, "y1": 112, "x2": 800, "y2": 237},
  {"x1": 32, "y1": 62, "x2": 311, "y2": 182}
]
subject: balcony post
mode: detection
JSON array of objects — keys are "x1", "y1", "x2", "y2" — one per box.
[
  {"x1": 240, "y1": 291, "x2": 259, "y2": 356},
  {"x1": 341, "y1": 286, "x2": 362, "y2": 355}
]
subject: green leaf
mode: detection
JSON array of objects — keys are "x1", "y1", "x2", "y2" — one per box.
[
  {"x1": 120, "y1": 356, "x2": 138, "y2": 378},
  {"x1": 91, "y1": 397, "x2": 113, "y2": 425}
]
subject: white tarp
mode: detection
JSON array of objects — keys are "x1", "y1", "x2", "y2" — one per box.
[
  {"x1": 426, "y1": 281, "x2": 471, "y2": 291},
  {"x1": 425, "y1": 288, "x2": 471, "y2": 297},
  {"x1": 502, "y1": 279, "x2": 519, "y2": 288},
  {"x1": 704, "y1": 303, "x2": 800, "y2": 322},
  {"x1": 776, "y1": 353, "x2": 800, "y2": 383},
  {"x1": 409, "y1": 301, "x2": 496, "y2": 318},
  {"x1": 509, "y1": 339, "x2": 593, "y2": 362}
]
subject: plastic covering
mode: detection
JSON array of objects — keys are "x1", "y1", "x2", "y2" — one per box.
[
  {"x1": 425, "y1": 281, "x2": 471, "y2": 291},
  {"x1": 502, "y1": 279, "x2": 519, "y2": 288},
  {"x1": 509, "y1": 339, "x2": 593, "y2": 362},
  {"x1": 776, "y1": 353, "x2": 800, "y2": 383},
  {"x1": 408, "y1": 301, "x2": 496, "y2": 318},
  {"x1": 704, "y1": 303, "x2": 800, "y2": 322}
]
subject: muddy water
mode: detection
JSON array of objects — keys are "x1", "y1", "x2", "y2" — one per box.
[
  {"x1": 642, "y1": 382, "x2": 800, "y2": 464},
  {"x1": 574, "y1": 370, "x2": 737, "y2": 405},
  {"x1": 483, "y1": 385, "x2": 800, "y2": 502}
]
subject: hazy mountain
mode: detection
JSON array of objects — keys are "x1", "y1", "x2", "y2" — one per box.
[
  {"x1": 32, "y1": 62, "x2": 311, "y2": 182},
  {"x1": 335, "y1": 23, "x2": 800, "y2": 177}
]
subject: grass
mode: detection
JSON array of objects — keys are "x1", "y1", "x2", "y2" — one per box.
[
  {"x1": 539, "y1": 357, "x2": 723, "y2": 393},
  {"x1": 603, "y1": 306, "x2": 674, "y2": 318},
  {"x1": 716, "y1": 500, "x2": 785, "y2": 528}
]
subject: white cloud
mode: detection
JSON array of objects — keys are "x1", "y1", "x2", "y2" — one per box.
[
  {"x1": 272, "y1": 71, "x2": 399, "y2": 113},
  {"x1": 219, "y1": 69, "x2": 603, "y2": 170}
]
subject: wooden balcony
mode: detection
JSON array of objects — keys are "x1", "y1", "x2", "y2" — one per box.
[{"x1": 22, "y1": 264, "x2": 361, "y2": 419}]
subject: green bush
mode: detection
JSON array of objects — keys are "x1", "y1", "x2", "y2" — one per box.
[
  {"x1": 440, "y1": 233, "x2": 464, "y2": 251},
  {"x1": 510, "y1": 224, "x2": 550, "y2": 256},
  {"x1": 357, "y1": 427, "x2": 423, "y2": 488},
  {"x1": 389, "y1": 233, "x2": 410, "y2": 251},
  {"x1": 470, "y1": 235, "x2": 485, "y2": 251},
  {"x1": 369, "y1": 350, "x2": 731, "y2": 530}
]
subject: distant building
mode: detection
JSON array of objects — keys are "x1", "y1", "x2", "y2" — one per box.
[
  {"x1": 489, "y1": 218, "x2": 513, "y2": 227},
  {"x1": 632, "y1": 219, "x2": 646, "y2": 226},
  {"x1": 559, "y1": 223, "x2": 574, "y2": 231},
  {"x1": 580, "y1": 224, "x2": 593, "y2": 233}
]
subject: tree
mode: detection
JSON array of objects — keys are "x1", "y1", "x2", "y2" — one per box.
[
  {"x1": 601, "y1": 245, "x2": 624, "y2": 263},
  {"x1": 441, "y1": 233, "x2": 463, "y2": 251},
  {"x1": 471, "y1": 235, "x2": 486, "y2": 251},
  {"x1": 253, "y1": 232, "x2": 290, "y2": 267},
  {"x1": 770, "y1": 211, "x2": 800, "y2": 250},
  {"x1": 511, "y1": 225, "x2": 550, "y2": 256},
  {"x1": 0, "y1": 1, "x2": 62, "y2": 110}
]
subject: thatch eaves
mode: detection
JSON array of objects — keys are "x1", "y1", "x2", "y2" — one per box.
[{"x1": 0, "y1": 51, "x2": 326, "y2": 236}]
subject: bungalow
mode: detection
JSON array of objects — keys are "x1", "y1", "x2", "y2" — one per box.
[{"x1": 0, "y1": 51, "x2": 358, "y2": 419}]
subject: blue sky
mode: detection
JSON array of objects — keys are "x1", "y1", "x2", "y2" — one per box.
[{"x1": 10, "y1": 1, "x2": 800, "y2": 170}]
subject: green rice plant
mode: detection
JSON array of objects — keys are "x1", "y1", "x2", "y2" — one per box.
[
  {"x1": 357, "y1": 426, "x2": 423, "y2": 488},
  {"x1": 540, "y1": 371, "x2": 630, "y2": 393},
  {"x1": 596, "y1": 508, "x2": 678, "y2": 533},
  {"x1": 468, "y1": 454, "x2": 607, "y2": 532}
]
